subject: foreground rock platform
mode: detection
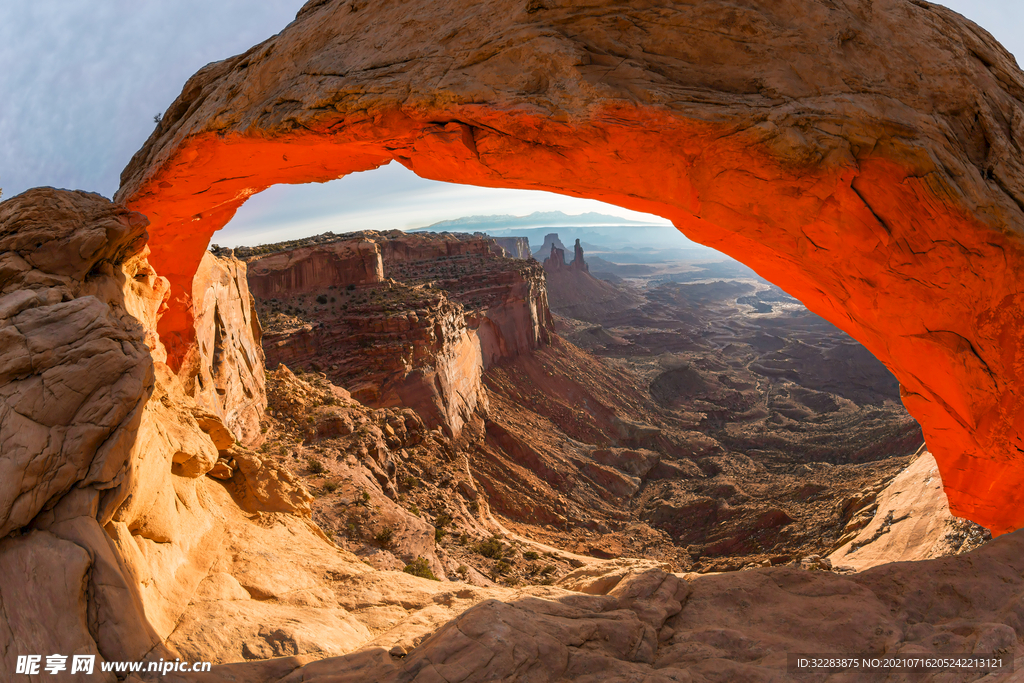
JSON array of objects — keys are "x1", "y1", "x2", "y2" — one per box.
[{"x1": 160, "y1": 528, "x2": 1024, "y2": 682}]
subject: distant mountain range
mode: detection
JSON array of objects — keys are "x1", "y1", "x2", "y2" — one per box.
[{"x1": 414, "y1": 211, "x2": 667, "y2": 232}]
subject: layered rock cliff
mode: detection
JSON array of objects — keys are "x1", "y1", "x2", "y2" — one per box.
[
  {"x1": 491, "y1": 236, "x2": 530, "y2": 259},
  {"x1": 246, "y1": 239, "x2": 384, "y2": 299},
  {"x1": 247, "y1": 230, "x2": 552, "y2": 437}
]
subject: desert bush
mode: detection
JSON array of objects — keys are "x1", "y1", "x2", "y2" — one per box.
[
  {"x1": 403, "y1": 557, "x2": 438, "y2": 581},
  {"x1": 322, "y1": 481, "x2": 339, "y2": 494},
  {"x1": 307, "y1": 458, "x2": 326, "y2": 475},
  {"x1": 374, "y1": 526, "x2": 395, "y2": 549},
  {"x1": 523, "y1": 550, "x2": 540, "y2": 561},
  {"x1": 434, "y1": 512, "x2": 453, "y2": 543},
  {"x1": 475, "y1": 535, "x2": 505, "y2": 560}
]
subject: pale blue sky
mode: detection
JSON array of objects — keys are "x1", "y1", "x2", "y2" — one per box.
[{"x1": 1, "y1": 1, "x2": 1018, "y2": 245}]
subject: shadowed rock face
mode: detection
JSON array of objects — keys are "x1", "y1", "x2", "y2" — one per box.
[
  {"x1": 112, "y1": 0, "x2": 1024, "y2": 534},
  {"x1": 0, "y1": 189, "x2": 155, "y2": 539}
]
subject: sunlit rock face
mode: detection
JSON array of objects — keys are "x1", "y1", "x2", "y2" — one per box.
[
  {"x1": 116, "y1": 0, "x2": 1024, "y2": 533},
  {"x1": 245, "y1": 231, "x2": 552, "y2": 437},
  {"x1": 184, "y1": 251, "x2": 267, "y2": 446},
  {"x1": 247, "y1": 240, "x2": 385, "y2": 299}
]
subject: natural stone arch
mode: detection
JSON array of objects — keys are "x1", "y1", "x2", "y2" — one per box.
[{"x1": 116, "y1": 0, "x2": 1024, "y2": 534}]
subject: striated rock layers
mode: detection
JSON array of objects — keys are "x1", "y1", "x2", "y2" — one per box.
[
  {"x1": 246, "y1": 239, "x2": 384, "y2": 299},
  {"x1": 247, "y1": 230, "x2": 552, "y2": 437},
  {"x1": 491, "y1": 235, "x2": 531, "y2": 259},
  {"x1": 115, "y1": 0, "x2": 1024, "y2": 534}
]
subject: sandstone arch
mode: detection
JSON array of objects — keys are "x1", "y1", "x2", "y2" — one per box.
[{"x1": 116, "y1": 0, "x2": 1024, "y2": 534}]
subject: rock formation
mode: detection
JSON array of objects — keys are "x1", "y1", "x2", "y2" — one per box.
[
  {"x1": 114, "y1": 0, "x2": 1024, "y2": 534},
  {"x1": 246, "y1": 239, "x2": 384, "y2": 299},
  {"x1": 168, "y1": 530, "x2": 1024, "y2": 682},
  {"x1": 541, "y1": 233, "x2": 641, "y2": 321},
  {"x1": 535, "y1": 232, "x2": 568, "y2": 261},
  {"x1": 12, "y1": 0, "x2": 1024, "y2": 678},
  {"x1": 185, "y1": 250, "x2": 267, "y2": 445},
  {"x1": 542, "y1": 237, "x2": 589, "y2": 273},
  {"x1": 490, "y1": 235, "x2": 530, "y2": 259},
  {"x1": 829, "y1": 450, "x2": 990, "y2": 571},
  {"x1": 246, "y1": 230, "x2": 552, "y2": 437}
]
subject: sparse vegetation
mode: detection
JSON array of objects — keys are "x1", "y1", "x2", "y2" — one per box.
[
  {"x1": 374, "y1": 526, "x2": 395, "y2": 548},
  {"x1": 403, "y1": 557, "x2": 438, "y2": 581},
  {"x1": 434, "y1": 512, "x2": 453, "y2": 543},
  {"x1": 322, "y1": 481, "x2": 339, "y2": 494},
  {"x1": 307, "y1": 457, "x2": 326, "y2": 475},
  {"x1": 475, "y1": 535, "x2": 506, "y2": 560},
  {"x1": 523, "y1": 550, "x2": 540, "y2": 561}
]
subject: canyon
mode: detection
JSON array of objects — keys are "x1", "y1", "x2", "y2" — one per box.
[
  {"x1": 6, "y1": 0, "x2": 1024, "y2": 680},
  {"x1": 0, "y1": 188, "x2": 1009, "y2": 681}
]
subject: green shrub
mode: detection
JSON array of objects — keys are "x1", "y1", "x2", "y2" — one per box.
[
  {"x1": 322, "y1": 481, "x2": 339, "y2": 494},
  {"x1": 403, "y1": 557, "x2": 438, "y2": 581},
  {"x1": 374, "y1": 526, "x2": 395, "y2": 549},
  {"x1": 434, "y1": 512, "x2": 453, "y2": 543},
  {"x1": 307, "y1": 458, "x2": 326, "y2": 475},
  {"x1": 475, "y1": 535, "x2": 505, "y2": 560},
  {"x1": 523, "y1": 550, "x2": 540, "y2": 561}
]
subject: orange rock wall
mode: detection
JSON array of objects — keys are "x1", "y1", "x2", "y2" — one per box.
[
  {"x1": 115, "y1": 0, "x2": 1024, "y2": 533},
  {"x1": 248, "y1": 240, "x2": 384, "y2": 299}
]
